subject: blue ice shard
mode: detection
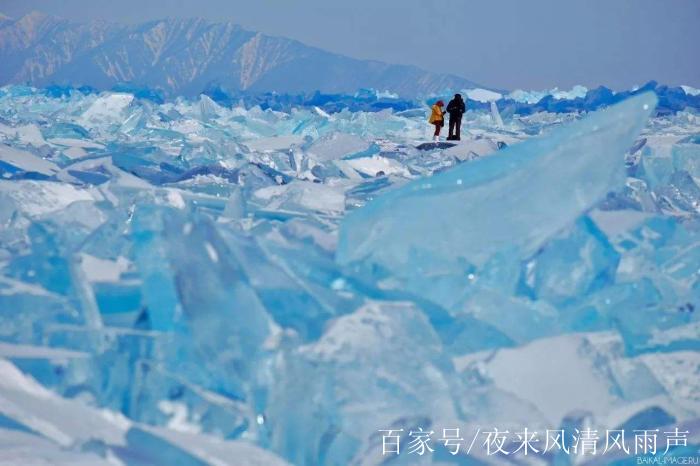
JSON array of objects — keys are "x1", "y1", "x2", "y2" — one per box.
[
  {"x1": 337, "y1": 93, "x2": 657, "y2": 300},
  {"x1": 516, "y1": 215, "x2": 620, "y2": 306},
  {"x1": 129, "y1": 205, "x2": 274, "y2": 397}
]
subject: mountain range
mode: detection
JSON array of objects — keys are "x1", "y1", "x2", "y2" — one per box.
[{"x1": 0, "y1": 11, "x2": 480, "y2": 97}]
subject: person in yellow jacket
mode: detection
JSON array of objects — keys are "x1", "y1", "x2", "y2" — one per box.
[{"x1": 428, "y1": 100, "x2": 445, "y2": 142}]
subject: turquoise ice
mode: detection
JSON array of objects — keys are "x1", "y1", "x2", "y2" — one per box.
[
  {"x1": 337, "y1": 92, "x2": 657, "y2": 282},
  {"x1": 0, "y1": 85, "x2": 699, "y2": 465}
]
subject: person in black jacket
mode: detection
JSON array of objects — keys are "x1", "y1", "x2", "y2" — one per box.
[{"x1": 446, "y1": 94, "x2": 466, "y2": 141}]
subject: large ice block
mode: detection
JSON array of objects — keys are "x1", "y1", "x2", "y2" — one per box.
[
  {"x1": 266, "y1": 301, "x2": 459, "y2": 465},
  {"x1": 130, "y1": 205, "x2": 274, "y2": 397},
  {"x1": 337, "y1": 93, "x2": 657, "y2": 290},
  {"x1": 0, "y1": 144, "x2": 59, "y2": 178},
  {"x1": 516, "y1": 215, "x2": 620, "y2": 305}
]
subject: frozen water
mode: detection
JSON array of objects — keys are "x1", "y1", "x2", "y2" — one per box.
[
  {"x1": 464, "y1": 88, "x2": 502, "y2": 102},
  {"x1": 516, "y1": 215, "x2": 620, "y2": 305},
  {"x1": 0, "y1": 359, "x2": 290, "y2": 465},
  {"x1": 306, "y1": 132, "x2": 375, "y2": 162},
  {"x1": 266, "y1": 301, "x2": 458, "y2": 465},
  {"x1": 0, "y1": 85, "x2": 698, "y2": 464},
  {"x1": 508, "y1": 85, "x2": 589, "y2": 104},
  {"x1": 337, "y1": 93, "x2": 656, "y2": 283},
  {"x1": 490, "y1": 100, "x2": 504, "y2": 127},
  {"x1": 0, "y1": 144, "x2": 60, "y2": 177}
]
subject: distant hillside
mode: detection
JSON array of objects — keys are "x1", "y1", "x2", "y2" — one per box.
[{"x1": 0, "y1": 11, "x2": 481, "y2": 97}]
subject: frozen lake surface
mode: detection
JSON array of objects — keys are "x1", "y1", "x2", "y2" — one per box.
[{"x1": 0, "y1": 86, "x2": 699, "y2": 464}]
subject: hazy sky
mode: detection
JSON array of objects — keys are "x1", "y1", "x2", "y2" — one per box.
[{"x1": 1, "y1": 0, "x2": 699, "y2": 90}]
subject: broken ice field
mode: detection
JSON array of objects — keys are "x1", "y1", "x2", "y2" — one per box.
[{"x1": 0, "y1": 86, "x2": 699, "y2": 464}]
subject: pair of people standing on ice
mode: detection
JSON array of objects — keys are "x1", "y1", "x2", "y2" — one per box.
[{"x1": 429, "y1": 93, "x2": 466, "y2": 141}]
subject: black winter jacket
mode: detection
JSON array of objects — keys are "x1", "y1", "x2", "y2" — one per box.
[{"x1": 446, "y1": 98, "x2": 466, "y2": 116}]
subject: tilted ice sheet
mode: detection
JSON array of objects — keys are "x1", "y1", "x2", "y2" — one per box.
[{"x1": 337, "y1": 92, "x2": 657, "y2": 275}]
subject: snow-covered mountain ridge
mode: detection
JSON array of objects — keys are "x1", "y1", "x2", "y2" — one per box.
[{"x1": 0, "y1": 11, "x2": 481, "y2": 97}]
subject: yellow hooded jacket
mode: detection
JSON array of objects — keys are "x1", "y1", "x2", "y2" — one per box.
[{"x1": 429, "y1": 104, "x2": 444, "y2": 124}]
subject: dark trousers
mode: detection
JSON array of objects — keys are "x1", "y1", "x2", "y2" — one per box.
[
  {"x1": 433, "y1": 121, "x2": 443, "y2": 136},
  {"x1": 448, "y1": 115, "x2": 462, "y2": 140}
]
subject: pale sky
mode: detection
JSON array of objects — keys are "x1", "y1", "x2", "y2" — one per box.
[{"x1": 1, "y1": 0, "x2": 699, "y2": 90}]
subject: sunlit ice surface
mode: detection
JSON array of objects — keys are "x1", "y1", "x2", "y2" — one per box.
[{"x1": 0, "y1": 86, "x2": 699, "y2": 465}]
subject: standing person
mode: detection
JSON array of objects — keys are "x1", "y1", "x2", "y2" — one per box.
[
  {"x1": 446, "y1": 93, "x2": 466, "y2": 140},
  {"x1": 428, "y1": 100, "x2": 445, "y2": 142}
]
